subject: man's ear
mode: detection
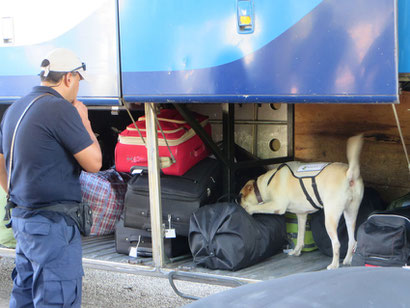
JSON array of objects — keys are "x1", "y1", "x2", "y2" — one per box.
[{"x1": 63, "y1": 72, "x2": 73, "y2": 87}]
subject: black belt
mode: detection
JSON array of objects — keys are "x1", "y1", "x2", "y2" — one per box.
[{"x1": 4, "y1": 201, "x2": 79, "y2": 220}]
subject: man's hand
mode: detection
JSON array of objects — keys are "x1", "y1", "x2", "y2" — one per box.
[
  {"x1": 72, "y1": 99, "x2": 102, "y2": 173},
  {"x1": 72, "y1": 99, "x2": 89, "y2": 127}
]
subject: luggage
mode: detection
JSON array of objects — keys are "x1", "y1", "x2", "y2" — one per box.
[
  {"x1": 310, "y1": 187, "x2": 386, "y2": 258},
  {"x1": 123, "y1": 157, "x2": 222, "y2": 236},
  {"x1": 114, "y1": 108, "x2": 211, "y2": 176},
  {"x1": 189, "y1": 202, "x2": 287, "y2": 271},
  {"x1": 352, "y1": 207, "x2": 410, "y2": 267},
  {"x1": 285, "y1": 213, "x2": 317, "y2": 252},
  {"x1": 80, "y1": 169, "x2": 130, "y2": 236},
  {"x1": 115, "y1": 216, "x2": 190, "y2": 258}
]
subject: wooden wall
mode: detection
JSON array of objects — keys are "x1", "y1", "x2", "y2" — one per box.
[{"x1": 294, "y1": 92, "x2": 410, "y2": 203}]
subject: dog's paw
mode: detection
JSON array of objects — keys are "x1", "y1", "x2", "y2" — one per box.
[
  {"x1": 288, "y1": 248, "x2": 302, "y2": 256},
  {"x1": 326, "y1": 263, "x2": 339, "y2": 270},
  {"x1": 342, "y1": 258, "x2": 352, "y2": 266}
]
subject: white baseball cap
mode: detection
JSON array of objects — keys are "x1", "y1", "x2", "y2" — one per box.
[{"x1": 41, "y1": 48, "x2": 87, "y2": 80}]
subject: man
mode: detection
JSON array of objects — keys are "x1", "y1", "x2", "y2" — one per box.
[{"x1": 0, "y1": 48, "x2": 102, "y2": 307}]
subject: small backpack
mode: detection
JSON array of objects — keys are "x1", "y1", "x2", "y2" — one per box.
[{"x1": 352, "y1": 207, "x2": 410, "y2": 267}]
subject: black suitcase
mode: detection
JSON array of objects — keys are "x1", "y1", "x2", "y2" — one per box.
[
  {"x1": 115, "y1": 216, "x2": 190, "y2": 258},
  {"x1": 123, "y1": 158, "x2": 222, "y2": 236}
]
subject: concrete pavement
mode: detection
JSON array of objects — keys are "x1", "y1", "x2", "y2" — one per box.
[{"x1": 0, "y1": 256, "x2": 230, "y2": 308}]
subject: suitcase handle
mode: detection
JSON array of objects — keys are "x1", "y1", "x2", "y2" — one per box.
[
  {"x1": 128, "y1": 235, "x2": 151, "y2": 243},
  {"x1": 129, "y1": 156, "x2": 173, "y2": 171},
  {"x1": 192, "y1": 144, "x2": 206, "y2": 157}
]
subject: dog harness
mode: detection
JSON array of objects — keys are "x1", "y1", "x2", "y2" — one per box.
[{"x1": 262, "y1": 162, "x2": 332, "y2": 210}]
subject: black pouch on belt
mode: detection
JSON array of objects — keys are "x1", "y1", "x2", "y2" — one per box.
[
  {"x1": 63, "y1": 202, "x2": 93, "y2": 236},
  {"x1": 41, "y1": 202, "x2": 93, "y2": 236}
]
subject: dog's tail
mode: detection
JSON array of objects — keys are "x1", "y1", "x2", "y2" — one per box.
[{"x1": 346, "y1": 134, "x2": 364, "y2": 182}]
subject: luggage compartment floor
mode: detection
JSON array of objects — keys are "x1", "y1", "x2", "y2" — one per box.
[{"x1": 81, "y1": 235, "x2": 333, "y2": 282}]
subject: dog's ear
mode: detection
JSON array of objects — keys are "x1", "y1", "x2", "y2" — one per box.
[{"x1": 242, "y1": 180, "x2": 255, "y2": 198}]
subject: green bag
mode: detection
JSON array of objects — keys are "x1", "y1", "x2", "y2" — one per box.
[
  {"x1": 0, "y1": 189, "x2": 16, "y2": 248},
  {"x1": 285, "y1": 212, "x2": 317, "y2": 252}
]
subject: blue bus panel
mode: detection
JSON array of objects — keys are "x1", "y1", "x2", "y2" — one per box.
[
  {"x1": 119, "y1": 0, "x2": 398, "y2": 103},
  {"x1": 399, "y1": 0, "x2": 410, "y2": 75},
  {"x1": 0, "y1": 0, "x2": 120, "y2": 105}
]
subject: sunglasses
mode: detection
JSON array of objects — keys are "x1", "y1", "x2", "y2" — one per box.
[{"x1": 72, "y1": 62, "x2": 86, "y2": 72}]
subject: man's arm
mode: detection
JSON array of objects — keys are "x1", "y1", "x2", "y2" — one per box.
[
  {"x1": 0, "y1": 154, "x2": 8, "y2": 193},
  {"x1": 72, "y1": 100, "x2": 102, "y2": 173}
]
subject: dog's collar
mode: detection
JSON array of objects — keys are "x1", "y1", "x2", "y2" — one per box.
[{"x1": 253, "y1": 181, "x2": 264, "y2": 204}]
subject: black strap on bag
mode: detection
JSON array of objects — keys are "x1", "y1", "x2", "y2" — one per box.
[{"x1": 3, "y1": 94, "x2": 49, "y2": 221}]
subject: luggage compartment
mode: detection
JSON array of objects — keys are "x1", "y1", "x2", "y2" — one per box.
[
  {"x1": 80, "y1": 90, "x2": 410, "y2": 285},
  {"x1": 1, "y1": 89, "x2": 409, "y2": 289},
  {"x1": 2, "y1": 94, "x2": 410, "y2": 288},
  {"x1": 77, "y1": 104, "x2": 331, "y2": 284}
]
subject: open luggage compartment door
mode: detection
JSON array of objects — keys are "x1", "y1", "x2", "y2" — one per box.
[
  {"x1": 119, "y1": 0, "x2": 398, "y2": 104},
  {"x1": 0, "y1": 0, "x2": 121, "y2": 105}
]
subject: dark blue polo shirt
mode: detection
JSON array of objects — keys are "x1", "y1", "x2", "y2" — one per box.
[{"x1": 0, "y1": 86, "x2": 93, "y2": 209}]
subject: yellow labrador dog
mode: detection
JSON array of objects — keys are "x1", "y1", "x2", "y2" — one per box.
[{"x1": 240, "y1": 134, "x2": 364, "y2": 269}]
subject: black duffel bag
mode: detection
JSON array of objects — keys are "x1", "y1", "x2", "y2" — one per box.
[{"x1": 188, "y1": 202, "x2": 287, "y2": 271}]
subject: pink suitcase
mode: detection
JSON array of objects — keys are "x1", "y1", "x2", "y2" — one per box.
[{"x1": 114, "y1": 109, "x2": 211, "y2": 175}]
